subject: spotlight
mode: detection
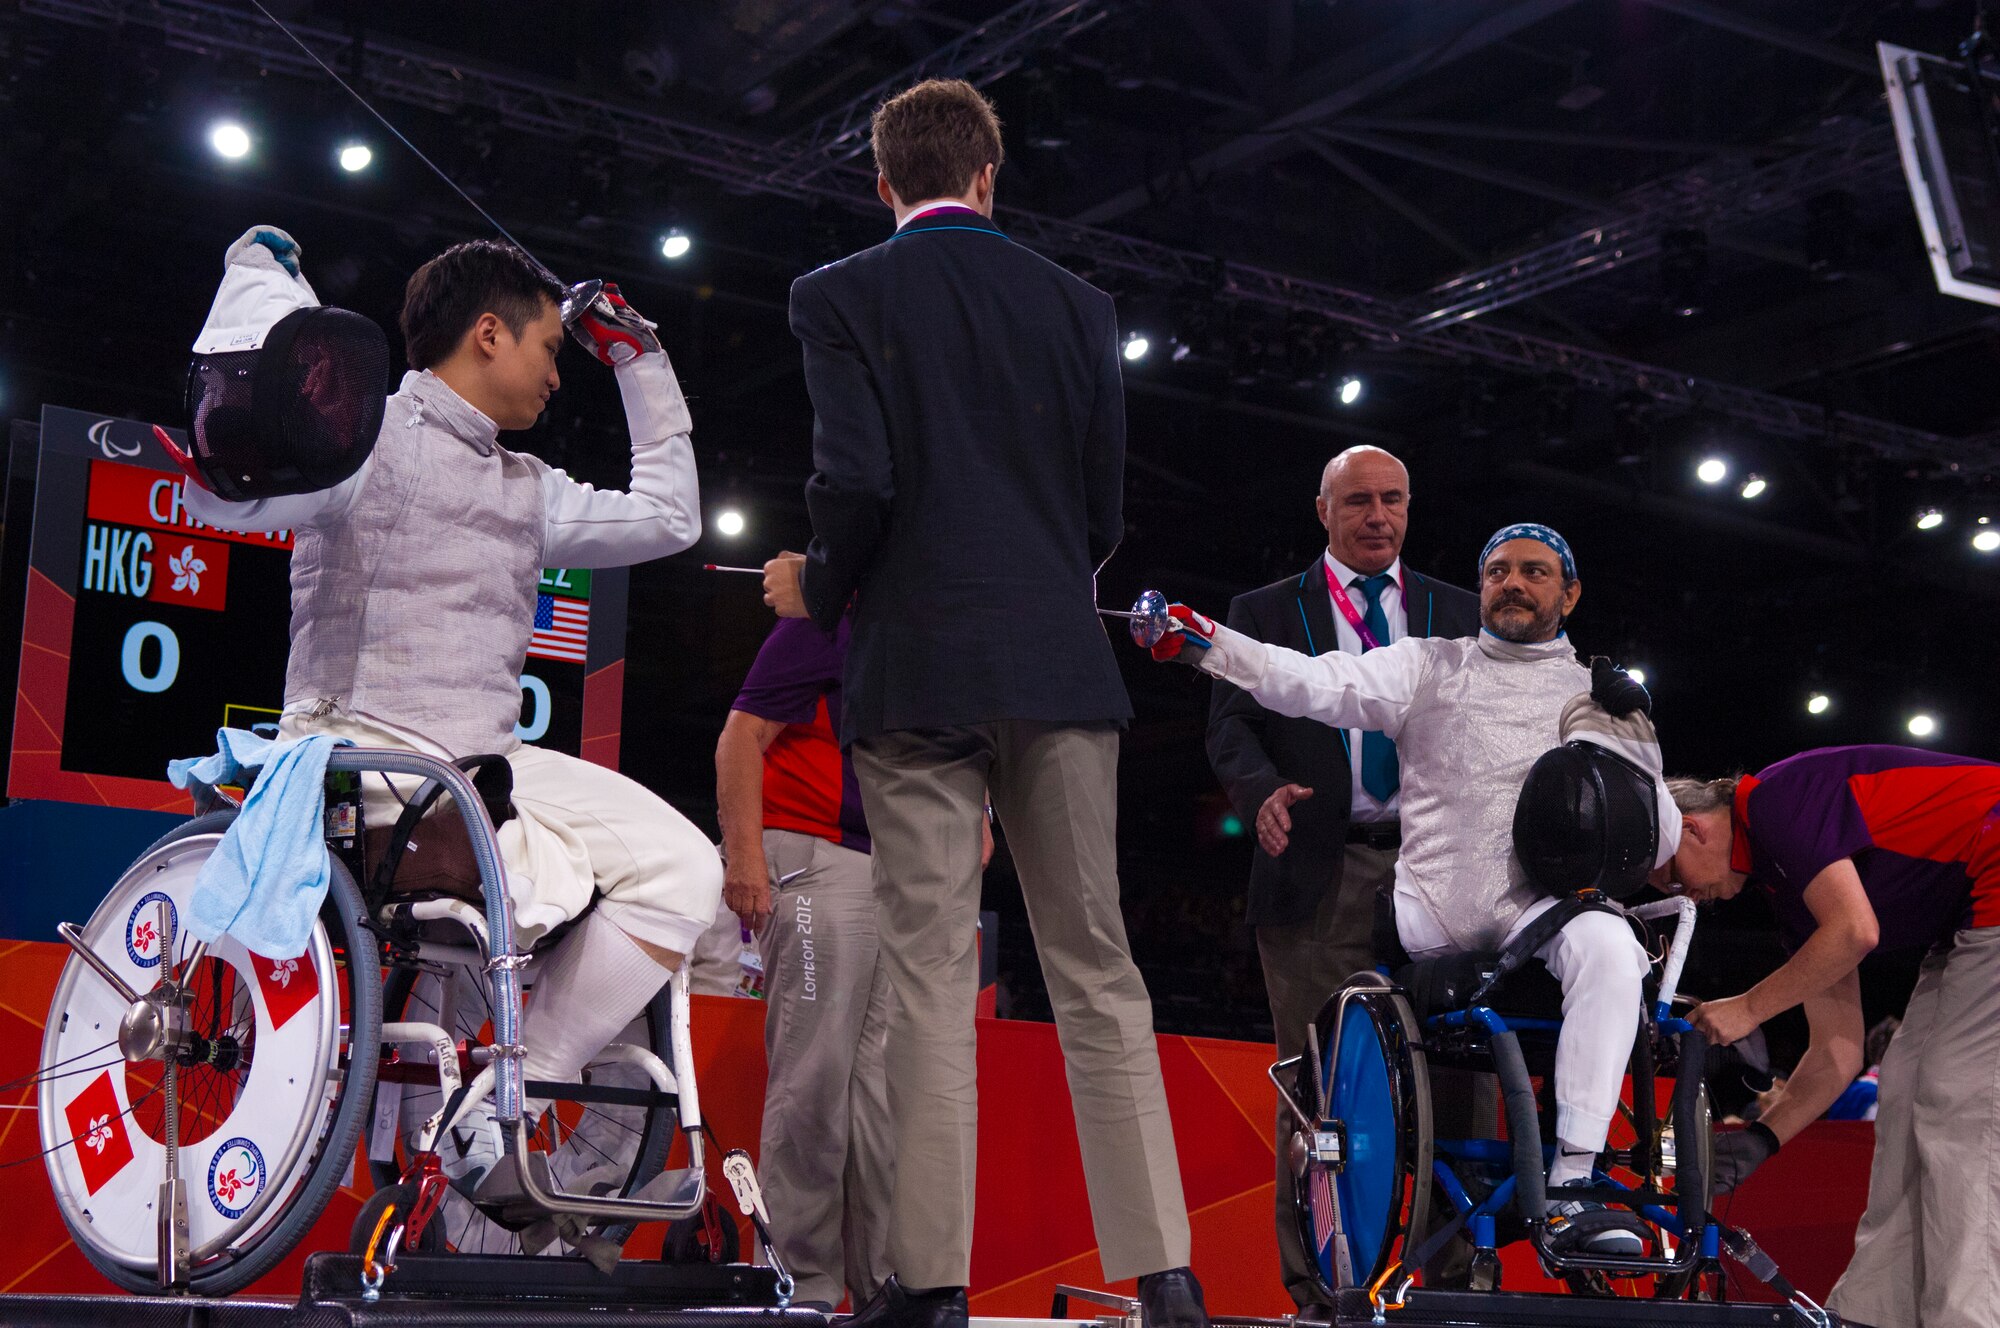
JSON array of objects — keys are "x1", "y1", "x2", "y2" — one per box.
[
  {"x1": 660, "y1": 228, "x2": 692, "y2": 260},
  {"x1": 1917, "y1": 507, "x2": 1946, "y2": 531},
  {"x1": 714, "y1": 508, "x2": 745, "y2": 538},
  {"x1": 1695, "y1": 456, "x2": 1728, "y2": 485},
  {"x1": 1123, "y1": 333, "x2": 1150, "y2": 363},
  {"x1": 208, "y1": 121, "x2": 252, "y2": 160},
  {"x1": 1738, "y1": 474, "x2": 1767, "y2": 500},
  {"x1": 1626, "y1": 667, "x2": 1648, "y2": 686},
  {"x1": 1975, "y1": 529, "x2": 2000, "y2": 553},
  {"x1": 1337, "y1": 375, "x2": 1365, "y2": 406},
  {"x1": 337, "y1": 142, "x2": 373, "y2": 173},
  {"x1": 1807, "y1": 692, "x2": 1831, "y2": 716},
  {"x1": 1907, "y1": 713, "x2": 1938, "y2": 739}
]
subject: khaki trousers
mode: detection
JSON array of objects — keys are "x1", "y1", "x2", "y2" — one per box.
[
  {"x1": 1829, "y1": 925, "x2": 2000, "y2": 1328},
  {"x1": 755, "y1": 829, "x2": 895, "y2": 1311},
  {"x1": 853, "y1": 721, "x2": 1191, "y2": 1288},
  {"x1": 1257, "y1": 844, "x2": 1387, "y2": 1308}
]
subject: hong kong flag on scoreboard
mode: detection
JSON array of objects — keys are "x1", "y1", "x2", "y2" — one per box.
[
  {"x1": 146, "y1": 533, "x2": 231, "y2": 612},
  {"x1": 64, "y1": 1070, "x2": 135, "y2": 1195}
]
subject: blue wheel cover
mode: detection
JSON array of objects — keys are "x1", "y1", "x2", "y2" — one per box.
[{"x1": 1315, "y1": 1002, "x2": 1402, "y2": 1286}]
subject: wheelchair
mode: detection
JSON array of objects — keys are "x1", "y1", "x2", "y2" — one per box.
[
  {"x1": 36, "y1": 747, "x2": 773, "y2": 1299},
  {"x1": 1274, "y1": 893, "x2": 1732, "y2": 1314}
]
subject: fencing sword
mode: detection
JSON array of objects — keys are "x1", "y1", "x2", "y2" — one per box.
[
  {"x1": 712, "y1": 558, "x2": 1171, "y2": 646},
  {"x1": 244, "y1": 0, "x2": 608, "y2": 329}
]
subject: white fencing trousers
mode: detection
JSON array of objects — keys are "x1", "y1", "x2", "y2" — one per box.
[
  {"x1": 1400, "y1": 890, "x2": 1647, "y2": 1152},
  {"x1": 292, "y1": 709, "x2": 722, "y2": 954}
]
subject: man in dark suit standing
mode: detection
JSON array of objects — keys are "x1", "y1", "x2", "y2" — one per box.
[
  {"x1": 1204, "y1": 445, "x2": 1478, "y2": 1310},
  {"x1": 761, "y1": 79, "x2": 1205, "y2": 1328}
]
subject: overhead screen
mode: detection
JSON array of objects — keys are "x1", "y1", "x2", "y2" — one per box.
[{"x1": 1883, "y1": 40, "x2": 2000, "y2": 307}]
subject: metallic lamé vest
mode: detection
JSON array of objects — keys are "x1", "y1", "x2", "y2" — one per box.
[
  {"x1": 283, "y1": 371, "x2": 545, "y2": 757},
  {"x1": 1393, "y1": 634, "x2": 1590, "y2": 952}
]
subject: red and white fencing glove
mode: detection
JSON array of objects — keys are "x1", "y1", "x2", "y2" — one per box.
[
  {"x1": 1150, "y1": 604, "x2": 1219, "y2": 665},
  {"x1": 568, "y1": 283, "x2": 662, "y2": 366}
]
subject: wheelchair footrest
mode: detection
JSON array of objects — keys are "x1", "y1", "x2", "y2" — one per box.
[{"x1": 1332, "y1": 1288, "x2": 1798, "y2": 1328}]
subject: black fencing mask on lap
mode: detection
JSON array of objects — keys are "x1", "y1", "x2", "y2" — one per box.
[{"x1": 1513, "y1": 740, "x2": 1660, "y2": 900}]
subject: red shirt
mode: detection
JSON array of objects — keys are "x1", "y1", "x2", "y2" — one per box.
[{"x1": 1733, "y1": 745, "x2": 2000, "y2": 951}]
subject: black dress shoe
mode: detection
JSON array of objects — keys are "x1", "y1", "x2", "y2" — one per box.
[
  {"x1": 845, "y1": 1274, "x2": 968, "y2": 1328},
  {"x1": 1137, "y1": 1267, "x2": 1210, "y2": 1328}
]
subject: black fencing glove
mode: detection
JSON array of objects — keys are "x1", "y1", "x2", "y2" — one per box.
[
  {"x1": 1710, "y1": 1121, "x2": 1779, "y2": 1196},
  {"x1": 1590, "y1": 656, "x2": 1652, "y2": 718}
]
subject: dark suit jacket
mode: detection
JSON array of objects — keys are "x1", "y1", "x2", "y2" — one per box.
[
  {"x1": 1205, "y1": 560, "x2": 1480, "y2": 928},
  {"x1": 791, "y1": 208, "x2": 1131, "y2": 744}
]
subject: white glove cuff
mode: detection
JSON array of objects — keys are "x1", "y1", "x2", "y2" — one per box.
[
  {"x1": 614, "y1": 349, "x2": 694, "y2": 446},
  {"x1": 1195, "y1": 620, "x2": 1268, "y2": 689}
]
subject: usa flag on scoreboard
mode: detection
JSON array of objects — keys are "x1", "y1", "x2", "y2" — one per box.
[{"x1": 529, "y1": 592, "x2": 589, "y2": 663}]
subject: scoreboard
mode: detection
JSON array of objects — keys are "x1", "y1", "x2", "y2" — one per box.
[{"x1": 7, "y1": 405, "x2": 628, "y2": 811}]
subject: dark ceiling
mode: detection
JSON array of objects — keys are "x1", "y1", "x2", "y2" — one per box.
[{"x1": 2, "y1": 0, "x2": 1992, "y2": 1037}]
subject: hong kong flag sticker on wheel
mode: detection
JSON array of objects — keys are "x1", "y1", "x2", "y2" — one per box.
[
  {"x1": 63, "y1": 1070, "x2": 134, "y2": 1196},
  {"x1": 207, "y1": 1137, "x2": 267, "y2": 1219}
]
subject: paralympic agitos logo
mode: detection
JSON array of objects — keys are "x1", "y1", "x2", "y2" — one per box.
[{"x1": 85, "y1": 417, "x2": 149, "y2": 461}]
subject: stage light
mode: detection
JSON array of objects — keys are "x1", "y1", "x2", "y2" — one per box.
[
  {"x1": 209, "y1": 121, "x2": 252, "y2": 160},
  {"x1": 714, "y1": 508, "x2": 745, "y2": 538},
  {"x1": 337, "y1": 142, "x2": 373, "y2": 173},
  {"x1": 1627, "y1": 667, "x2": 1647, "y2": 686},
  {"x1": 1908, "y1": 713, "x2": 1938, "y2": 739},
  {"x1": 660, "y1": 228, "x2": 692, "y2": 260},
  {"x1": 1695, "y1": 456, "x2": 1728, "y2": 485},
  {"x1": 1337, "y1": 375, "x2": 1365, "y2": 406},
  {"x1": 1807, "y1": 692, "x2": 1831, "y2": 716},
  {"x1": 1739, "y1": 474, "x2": 1767, "y2": 500},
  {"x1": 1123, "y1": 333, "x2": 1150, "y2": 362},
  {"x1": 1219, "y1": 814, "x2": 1245, "y2": 838},
  {"x1": 1975, "y1": 529, "x2": 2000, "y2": 553},
  {"x1": 1917, "y1": 507, "x2": 1946, "y2": 530}
]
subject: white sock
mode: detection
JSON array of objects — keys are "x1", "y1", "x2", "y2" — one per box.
[
  {"x1": 1547, "y1": 1141, "x2": 1596, "y2": 1188},
  {"x1": 520, "y1": 911, "x2": 675, "y2": 1106}
]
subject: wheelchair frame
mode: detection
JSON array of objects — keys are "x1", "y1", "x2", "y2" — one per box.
[
  {"x1": 1273, "y1": 897, "x2": 1726, "y2": 1310},
  {"x1": 46, "y1": 746, "x2": 787, "y2": 1301}
]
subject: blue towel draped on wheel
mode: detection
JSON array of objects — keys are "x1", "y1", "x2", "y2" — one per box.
[{"x1": 166, "y1": 727, "x2": 353, "y2": 959}]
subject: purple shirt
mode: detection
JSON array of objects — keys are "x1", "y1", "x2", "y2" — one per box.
[
  {"x1": 1735, "y1": 745, "x2": 2000, "y2": 952},
  {"x1": 732, "y1": 617, "x2": 869, "y2": 854}
]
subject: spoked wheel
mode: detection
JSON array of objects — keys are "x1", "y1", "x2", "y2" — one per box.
[
  {"x1": 368, "y1": 958, "x2": 677, "y2": 1255},
  {"x1": 38, "y1": 811, "x2": 381, "y2": 1295},
  {"x1": 1291, "y1": 983, "x2": 1432, "y2": 1295},
  {"x1": 1653, "y1": 1030, "x2": 1716, "y2": 1299}
]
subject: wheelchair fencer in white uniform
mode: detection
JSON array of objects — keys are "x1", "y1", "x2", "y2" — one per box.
[{"x1": 35, "y1": 228, "x2": 764, "y2": 1297}]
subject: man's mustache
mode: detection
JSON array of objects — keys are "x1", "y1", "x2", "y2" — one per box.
[{"x1": 1492, "y1": 594, "x2": 1536, "y2": 610}]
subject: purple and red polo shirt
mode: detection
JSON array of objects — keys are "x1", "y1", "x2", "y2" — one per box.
[
  {"x1": 731, "y1": 616, "x2": 870, "y2": 855},
  {"x1": 1732, "y1": 744, "x2": 2000, "y2": 951}
]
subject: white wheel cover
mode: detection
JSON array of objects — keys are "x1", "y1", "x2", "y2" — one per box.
[{"x1": 40, "y1": 834, "x2": 341, "y2": 1270}]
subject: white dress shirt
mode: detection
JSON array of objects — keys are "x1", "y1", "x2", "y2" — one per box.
[
  {"x1": 1322, "y1": 551, "x2": 1406, "y2": 823},
  {"x1": 895, "y1": 199, "x2": 981, "y2": 230}
]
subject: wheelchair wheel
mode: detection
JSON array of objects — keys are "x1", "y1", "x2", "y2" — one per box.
[
  {"x1": 1293, "y1": 984, "x2": 1432, "y2": 1293},
  {"x1": 38, "y1": 811, "x2": 382, "y2": 1295},
  {"x1": 368, "y1": 957, "x2": 677, "y2": 1255},
  {"x1": 1652, "y1": 1030, "x2": 1716, "y2": 1299}
]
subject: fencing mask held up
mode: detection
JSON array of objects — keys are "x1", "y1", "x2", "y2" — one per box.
[{"x1": 183, "y1": 226, "x2": 389, "y2": 502}]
